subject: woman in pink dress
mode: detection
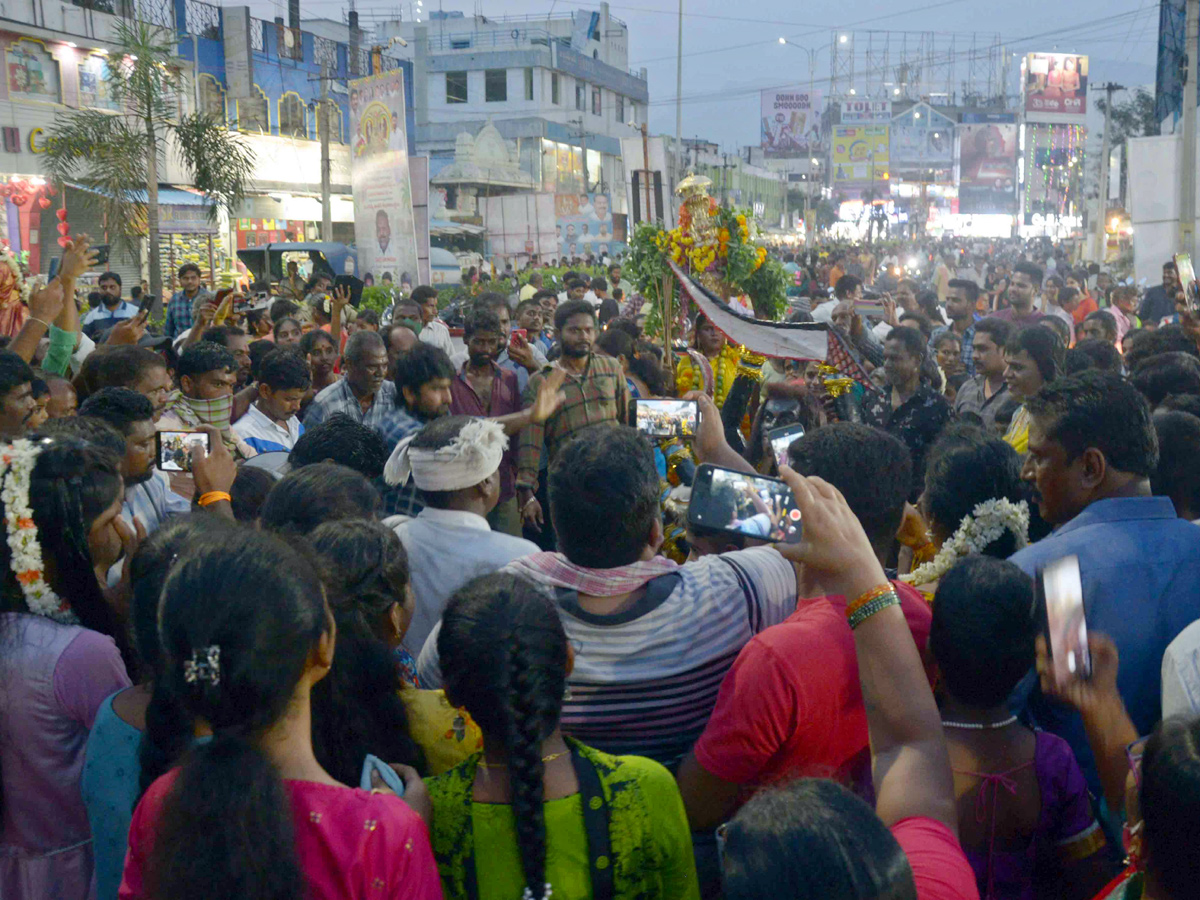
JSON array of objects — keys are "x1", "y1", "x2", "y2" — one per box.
[{"x1": 118, "y1": 528, "x2": 442, "y2": 900}]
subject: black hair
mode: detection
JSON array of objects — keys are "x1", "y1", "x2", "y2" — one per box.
[
  {"x1": 1132, "y1": 352, "x2": 1200, "y2": 406},
  {"x1": 1014, "y1": 260, "x2": 1044, "y2": 285},
  {"x1": 1026, "y1": 370, "x2": 1159, "y2": 477},
  {"x1": 1005, "y1": 325, "x2": 1063, "y2": 384},
  {"x1": 343, "y1": 329, "x2": 386, "y2": 366},
  {"x1": 1071, "y1": 338, "x2": 1122, "y2": 374},
  {"x1": 922, "y1": 423, "x2": 1025, "y2": 554},
  {"x1": 35, "y1": 416, "x2": 125, "y2": 457},
  {"x1": 947, "y1": 278, "x2": 980, "y2": 302},
  {"x1": 915, "y1": 291, "x2": 945, "y2": 325},
  {"x1": 473, "y1": 292, "x2": 509, "y2": 315},
  {"x1": 1063, "y1": 346, "x2": 1095, "y2": 376},
  {"x1": 722, "y1": 779, "x2": 917, "y2": 900},
  {"x1": 201, "y1": 325, "x2": 247, "y2": 348},
  {"x1": 248, "y1": 339, "x2": 275, "y2": 381},
  {"x1": 269, "y1": 299, "x2": 300, "y2": 323},
  {"x1": 515, "y1": 297, "x2": 543, "y2": 317},
  {"x1": 598, "y1": 297, "x2": 620, "y2": 327},
  {"x1": 304, "y1": 272, "x2": 331, "y2": 294},
  {"x1": 973, "y1": 316, "x2": 1013, "y2": 349},
  {"x1": 933, "y1": 331, "x2": 961, "y2": 351},
  {"x1": 298, "y1": 328, "x2": 336, "y2": 356},
  {"x1": 1139, "y1": 716, "x2": 1200, "y2": 900},
  {"x1": 307, "y1": 519, "x2": 425, "y2": 783},
  {"x1": 176, "y1": 262, "x2": 200, "y2": 279},
  {"x1": 897, "y1": 311, "x2": 934, "y2": 341},
  {"x1": 930, "y1": 557, "x2": 1036, "y2": 707},
  {"x1": 99, "y1": 271, "x2": 122, "y2": 286},
  {"x1": 394, "y1": 342, "x2": 455, "y2": 405},
  {"x1": 230, "y1": 466, "x2": 276, "y2": 522},
  {"x1": 176, "y1": 341, "x2": 235, "y2": 382},
  {"x1": 554, "y1": 299, "x2": 596, "y2": 333},
  {"x1": 590, "y1": 276, "x2": 608, "y2": 292},
  {"x1": 1161, "y1": 392, "x2": 1200, "y2": 418},
  {"x1": 531, "y1": 289, "x2": 558, "y2": 306},
  {"x1": 260, "y1": 461, "x2": 380, "y2": 535},
  {"x1": 1152, "y1": 411, "x2": 1200, "y2": 519},
  {"x1": 833, "y1": 274, "x2": 862, "y2": 300},
  {"x1": 464, "y1": 308, "x2": 503, "y2": 339},
  {"x1": 0, "y1": 350, "x2": 33, "y2": 400},
  {"x1": 548, "y1": 426, "x2": 660, "y2": 568},
  {"x1": 1084, "y1": 310, "x2": 1118, "y2": 341},
  {"x1": 439, "y1": 573, "x2": 568, "y2": 900},
  {"x1": 787, "y1": 423, "x2": 911, "y2": 551},
  {"x1": 1125, "y1": 325, "x2": 1200, "y2": 372},
  {"x1": 993, "y1": 395, "x2": 1021, "y2": 430},
  {"x1": 607, "y1": 317, "x2": 641, "y2": 341},
  {"x1": 78, "y1": 387, "x2": 154, "y2": 435},
  {"x1": 595, "y1": 327, "x2": 633, "y2": 361},
  {"x1": 410, "y1": 284, "x2": 437, "y2": 307},
  {"x1": 257, "y1": 347, "x2": 312, "y2": 392},
  {"x1": 630, "y1": 344, "x2": 668, "y2": 395},
  {"x1": 272, "y1": 317, "x2": 301, "y2": 343},
  {"x1": 357, "y1": 309, "x2": 380, "y2": 328},
  {"x1": 1039, "y1": 316, "x2": 1072, "y2": 350},
  {"x1": 887, "y1": 325, "x2": 927, "y2": 359},
  {"x1": 142, "y1": 531, "x2": 326, "y2": 900},
  {"x1": 289, "y1": 413, "x2": 387, "y2": 479},
  {"x1": 30, "y1": 377, "x2": 47, "y2": 400}
]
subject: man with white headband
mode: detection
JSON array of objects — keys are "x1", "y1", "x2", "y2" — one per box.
[{"x1": 383, "y1": 414, "x2": 539, "y2": 657}]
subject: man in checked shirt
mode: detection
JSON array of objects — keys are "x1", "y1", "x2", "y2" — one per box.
[{"x1": 516, "y1": 299, "x2": 629, "y2": 538}]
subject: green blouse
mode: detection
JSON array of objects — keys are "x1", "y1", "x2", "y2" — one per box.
[{"x1": 427, "y1": 739, "x2": 700, "y2": 900}]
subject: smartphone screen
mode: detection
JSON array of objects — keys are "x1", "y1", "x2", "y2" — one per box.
[
  {"x1": 1176, "y1": 253, "x2": 1198, "y2": 312},
  {"x1": 767, "y1": 423, "x2": 806, "y2": 469},
  {"x1": 156, "y1": 430, "x2": 211, "y2": 473},
  {"x1": 688, "y1": 463, "x2": 802, "y2": 543},
  {"x1": 634, "y1": 399, "x2": 698, "y2": 438},
  {"x1": 1043, "y1": 554, "x2": 1091, "y2": 684}
]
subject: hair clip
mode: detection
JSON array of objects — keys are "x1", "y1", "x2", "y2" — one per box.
[{"x1": 183, "y1": 645, "x2": 221, "y2": 687}]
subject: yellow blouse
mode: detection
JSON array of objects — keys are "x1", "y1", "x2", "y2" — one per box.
[{"x1": 399, "y1": 687, "x2": 484, "y2": 776}]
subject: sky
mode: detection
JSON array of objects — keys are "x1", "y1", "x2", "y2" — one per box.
[{"x1": 286, "y1": 0, "x2": 1161, "y2": 148}]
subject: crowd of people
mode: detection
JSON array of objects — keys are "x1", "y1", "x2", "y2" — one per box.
[{"x1": 2, "y1": 231, "x2": 1200, "y2": 900}]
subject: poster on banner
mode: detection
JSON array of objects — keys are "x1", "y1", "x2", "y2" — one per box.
[
  {"x1": 832, "y1": 126, "x2": 890, "y2": 185},
  {"x1": 555, "y1": 193, "x2": 626, "y2": 260},
  {"x1": 760, "y1": 88, "x2": 824, "y2": 156},
  {"x1": 957, "y1": 118, "x2": 1018, "y2": 214},
  {"x1": 349, "y1": 68, "x2": 419, "y2": 285},
  {"x1": 841, "y1": 100, "x2": 891, "y2": 124},
  {"x1": 1024, "y1": 52, "x2": 1088, "y2": 119}
]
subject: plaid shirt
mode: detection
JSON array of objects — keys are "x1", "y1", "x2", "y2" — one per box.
[
  {"x1": 303, "y1": 379, "x2": 398, "y2": 431},
  {"x1": 163, "y1": 288, "x2": 211, "y2": 339},
  {"x1": 372, "y1": 405, "x2": 430, "y2": 518},
  {"x1": 517, "y1": 354, "x2": 628, "y2": 493}
]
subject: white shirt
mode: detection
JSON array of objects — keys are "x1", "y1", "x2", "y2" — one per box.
[
  {"x1": 232, "y1": 403, "x2": 304, "y2": 454},
  {"x1": 418, "y1": 318, "x2": 463, "y2": 366},
  {"x1": 810, "y1": 299, "x2": 839, "y2": 324},
  {"x1": 1164, "y1": 618, "x2": 1200, "y2": 718}
]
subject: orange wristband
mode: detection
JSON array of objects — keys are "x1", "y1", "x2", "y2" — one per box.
[
  {"x1": 197, "y1": 491, "x2": 232, "y2": 507},
  {"x1": 845, "y1": 584, "x2": 895, "y2": 620}
]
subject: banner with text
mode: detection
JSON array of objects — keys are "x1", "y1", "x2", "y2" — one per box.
[
  {"x1": 760, "y1": 88, "x2": 825, "y2": 157},
  {"x1": 957, "y1": 115, "x2": 1018, "y2": 214},
  {"x1": 832, "y1": 125, "x2": 890, "y2": 186},
  {"x1": 349, "y1": 68, "x2": 419, "y2": 284},
  {"x1": 840, "y1": 99, "x2": 891, "y2": 124},
  {"x1": 1024, "y1": 52, "x2": 1088, "y2": 121}
]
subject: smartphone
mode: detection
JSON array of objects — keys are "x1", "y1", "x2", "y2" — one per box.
[
  {"x1": 93, "y1": 244, "x2": 110, "y2": 266},
  {"x1": 1042, "y1": 554, "x2": 1091, "y2": 683},
  {"x1": 767, "y1": 423, "x2": 806, "y2": 469},
  {"x1": 212, "y1": 288, "x2": 234, "y2": 325},
  {"x1": 155, "y1": 430, "x2": 211, "y2": 473},
  {"x1": 634, "y1": 398, "x2": 699, "y2": 438},
  {"x1": 510, "y1": 327, "x2": 528, "y2": 345},
  {"x1": 1175, "y1": 253, "x2": 1199, "y2": 312},
  {"x1": 856, "y1": 298, "x2": 889, "y2": 319},
  {"x1": 688, "y1": 463, "x2": 803, "y2": 543},
  {"x1": 137, "y1": 293, "x2": 156, "y2": 317}
]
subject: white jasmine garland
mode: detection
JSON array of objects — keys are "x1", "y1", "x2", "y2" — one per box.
[
  {"x1": 901, "y1": 498, "x2": 1030, "y2": 588},
  {"x1": 0, "y1": 439, "x2": 73, "y2": 622}
]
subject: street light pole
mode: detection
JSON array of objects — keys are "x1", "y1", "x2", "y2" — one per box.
[
  {"x1": 1094, "y1": 82, "x2": 1123, "y2": 264},
  {"x1": 779, "y1": 39, "x2": 826, "y2": 242},
  {"x1": 674, "y1": 0, "x2": 684, "y2": 184},
  {"x1": 1182, "y1": 0, "x2": 1198, "y2": 258}
]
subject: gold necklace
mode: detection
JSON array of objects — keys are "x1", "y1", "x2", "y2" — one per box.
[{"x1": 478, "y1": 751, "x2": 569, "y2": 768}]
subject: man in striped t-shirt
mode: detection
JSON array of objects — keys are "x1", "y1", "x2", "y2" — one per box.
[{"x1": 417, "y1": 424, "x2": 798, "y2": 771}]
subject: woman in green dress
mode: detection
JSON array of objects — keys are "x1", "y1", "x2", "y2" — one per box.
[{"x1": 427, "y1": 573, "x2": 700, "y2": 900}]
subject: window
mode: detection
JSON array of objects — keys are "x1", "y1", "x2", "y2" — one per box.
[
  {"x1": 551, "y1": 73, "x2": 560, "y2": 105},
  {"x1": 524, "y1": 68, "x2": 534, "y2": 101},
  {"x1": 6, "y1": 39, "x2": 60, "y2": 103},
  {"x1": 317, "y1": 100, "x2": 343, "y2": 143},
  {"x1": 616, "y1": 95, "x2": 625, "y2": 125},
  {"x1": 279, "y1": 92, "x2": 307, "y2": 139},
  {"x1": 237, "y1": 86, "x2": 270, "y2": 134},
  {"x1": 198, "y1": 74, "x2": 226, "y2": 122},
  {"x1": 591, "y1": 87, "x2": 601, "y2": 116},
  {"x1": 575, "y1": 82, "x2": 586, "y2": 111},
  {"x1": 78, "y1": 55, "x2": 118, "y2": 110},
  {"x1": 485, "y1": 69, "x2": 507, "y2": 102},
  {"x1": 446, "y1": 71, "x2": 467, "y2": 104}
]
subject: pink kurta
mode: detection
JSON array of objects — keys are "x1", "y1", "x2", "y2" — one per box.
[{"x1": 120, "y1": 772, "x2": 443, "y2": 900}]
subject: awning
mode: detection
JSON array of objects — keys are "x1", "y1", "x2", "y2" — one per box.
[
  {"x1": 67, "y1": 183, "x2": 214, "y2": 207},
  {"x1": 430, "y1": 218, "x2": 485, "y2": 236}
]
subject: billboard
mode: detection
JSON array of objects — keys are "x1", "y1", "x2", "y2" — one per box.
[
  {"x1": 349, "y1": 68, "x2": 420, "y2": 284},
  {"x1": 841, "y1": 99, "x2": 891, "y2": 124},
  {"x1": 761, "y1": 88, "x2": 824, "y2": 157},
  {"x1": 555, "y1": 193, "x2": 626, "y2": 261},
  {"x1": 832, "y1": 125, "x2": 890, "y2": 185},
  {"x1": 890, "y1": 126, "x2": 953, "y2": 178},
  {"x1": 957, "y1": 115, "x2": 1018, "y2": 214},
  {"x1": 1024, "y1": 52, "x2": 1088, "y2": 119}
]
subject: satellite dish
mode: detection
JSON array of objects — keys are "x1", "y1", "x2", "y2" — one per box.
[{"x1": 283, "y1": 29, "x2": 296, "y2": 48}]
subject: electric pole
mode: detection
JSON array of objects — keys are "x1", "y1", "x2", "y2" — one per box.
[
  {"x1": 674, "y1": 0, "x2": 683, "y2": 186},
  {"x1": 319, "y1": 63, "x2": 332, "y2": 242},
  {"x1": 1094, "y1": 82, "x2": 1123, "y2": 264},
  {"x1": 1182, "y1": 0, "x2": 1198, "y2": 257}
]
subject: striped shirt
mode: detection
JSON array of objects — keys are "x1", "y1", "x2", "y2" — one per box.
[
  {"x1": 232, "y1": 403, "x2": 304, "y2": 454},
  {"x1": 417, "y1": 547, "x2": 797, "y2": 770}
]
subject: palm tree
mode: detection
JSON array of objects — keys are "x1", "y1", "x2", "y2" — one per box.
[{"x1": 43, "y1": 19, "x2": 255, "y2": 301}]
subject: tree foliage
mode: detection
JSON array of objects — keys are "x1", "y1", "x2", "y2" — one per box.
[{"x1": 1095, "y1": 88, "x2": 1160, "y2": 147}]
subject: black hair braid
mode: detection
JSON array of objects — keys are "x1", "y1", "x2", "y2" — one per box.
[
  {"x1": 504, "y1": 638, "x2": 551, "y2": 900},
  {"x1": 137, "y1": 676, "x2": 195, "y2": 797}
]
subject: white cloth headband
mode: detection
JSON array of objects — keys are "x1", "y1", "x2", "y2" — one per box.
[{"x1": 384, "y1": 417, "x2": 508, "y2": 491}]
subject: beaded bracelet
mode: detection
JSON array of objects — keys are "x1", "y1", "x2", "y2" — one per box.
[
  {"x1": 845, "y1": 584, "x2": 895, "y2": 620},
  {"x1": 847, "y1": 592, "x2": 900, "y2": 630}
]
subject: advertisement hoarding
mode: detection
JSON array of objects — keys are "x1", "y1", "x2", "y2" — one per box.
[
  {"x1": 832, "y1": 125, "x2": 890, "y2": 185},
  {"x1": 555, "y1": 193, "x2": 626, "y2": 260},
  {"x1": 1024, "y1": 52, "x2": 1088, "y2": 120},
  {"x1": 840, "y1": 99, "x2": 891, "y2": 124},
  {"x1": 761, "y1": 88, "x2": 824, "y2": 157},
  {"x1": 957, "y1": 115, "x2": 1018, "y2": 215},
  {"x1": 349, "y1": 68, "x2": 420, "y2": 284}
]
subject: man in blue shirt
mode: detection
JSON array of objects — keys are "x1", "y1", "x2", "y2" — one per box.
[
  {"x1": 1010, "y1": 370, "x2": 1200, "y2": 796},
  {"x1": 81, "y1": 271, "x2": 139, "y2": 336},
  {"x1": 1138, "y1": 260, "x2": 1179, "y2": 326}
]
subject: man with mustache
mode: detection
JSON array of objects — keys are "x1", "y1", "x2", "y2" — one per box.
[{"x1": 0, "y1": 351, "x2": 39, "y2": 439}]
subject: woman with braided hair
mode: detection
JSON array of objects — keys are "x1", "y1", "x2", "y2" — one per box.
[{"x1": 428, "y1": 573, "x2": 700, "y2": 900}]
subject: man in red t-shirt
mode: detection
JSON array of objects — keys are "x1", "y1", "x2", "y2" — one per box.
[{"x1": 677, "y1": 423, "x2": 934, "y2": 830}]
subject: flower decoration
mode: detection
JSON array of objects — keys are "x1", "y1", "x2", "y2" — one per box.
[
  {"x1": 901, "y1": 498, "x2": 1030, "y2": 587},
  {"x1": 0, "y1": 247, "x2": 31, "y2": 310}
]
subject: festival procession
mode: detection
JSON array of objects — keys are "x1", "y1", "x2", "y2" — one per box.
[{"x1": 0, "y1": 0, "x2": 1194, "y2": 899}]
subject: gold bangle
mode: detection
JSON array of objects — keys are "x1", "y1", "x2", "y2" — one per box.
[
  {"x1": 197, "y1": 491, "x2": 232, "y2": 507},
  {"x1": 845, "y1": 584, "x2": 895, "y2": 620}
]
